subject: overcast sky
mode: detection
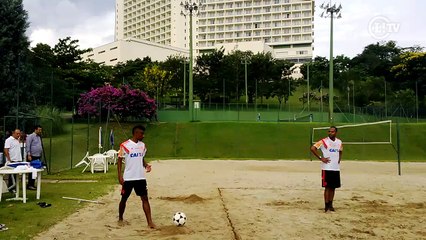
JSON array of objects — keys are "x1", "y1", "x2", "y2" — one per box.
[{"x1": 23, "y1": 0, "x2": 426, "y2": 58}]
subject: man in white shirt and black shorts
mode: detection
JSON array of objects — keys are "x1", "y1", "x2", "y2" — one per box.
[
  {"x1": 117, "y1": 125, "x2": 156, "y2": 228},
  {"x1": 310, "y1": 126, "x2": 343, "y2": 212}
]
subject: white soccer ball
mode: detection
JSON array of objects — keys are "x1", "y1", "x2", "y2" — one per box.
[{"x1": 173, "y1": 212, "x2": 187, "y2": 226}]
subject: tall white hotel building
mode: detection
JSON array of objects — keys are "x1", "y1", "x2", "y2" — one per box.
[{"x1": 115, "y1": 0, "x2": 313, "y2": 61}]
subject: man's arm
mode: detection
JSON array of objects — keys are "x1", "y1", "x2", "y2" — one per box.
[
  {"x1": 143, "y1": 158, "x2": 151, "y2": 172},
  {"x1": 4, "y1": 148, "x2": 10, "y2": 163},
  {"x1": 310, "y1": 144, "x2": 330, "y2": 163},
  {"x1": 117, "y1": 156, "x2": 124, "y2": 185},
  {"x1": 26, "y1": 134, "x2": 33, "y2": 160}
]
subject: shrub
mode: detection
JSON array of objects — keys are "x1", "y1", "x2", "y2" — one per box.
[
  {"x1": 34, "y1": 105, "x2": 65, "y2": 137},
  {"x1": 77, "y1": 85, "x2": 156, "y2": 120}
]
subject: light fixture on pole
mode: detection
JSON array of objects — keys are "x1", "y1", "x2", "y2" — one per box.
[
  {"x1": 181, "y1": 0, "x2": 202, "y2": 121},
  {"x1": 320, "y1": 2, "x2": 342, "y2": 123}
]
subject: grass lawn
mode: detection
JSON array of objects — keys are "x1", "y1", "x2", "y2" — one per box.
[
  {"x1": 145, "y1": 122, "x2": 426, "y2": 161},
  {"x1": 0, "y1": 167, "x2": 118, "y2": 240},
  {"x1": 40, "y1": 121, "x2": 426, "y2": 173}
]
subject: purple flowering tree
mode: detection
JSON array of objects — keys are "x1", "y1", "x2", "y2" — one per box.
[{"x1": 78, "y1": 85, "x2": 157, "y2": 120}]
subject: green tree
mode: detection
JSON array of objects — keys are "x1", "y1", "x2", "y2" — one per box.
[
  {"x1": 161, "y1": 55, "x2": 187, "y2": 92},
  {"x1": 351, "y1": 41, "x2": 401, "y2": 81},
  {"x1": 300, "y1": 56, "x2": 329, "y2": 91},
  {"x1": 269, "y1": 60, "x2": 297, "y2": 106},
  {"x1": 136, "y1": 63, "x2": 172, "y2": 101},
  {"x1": 0, "y1": 0, "x2": 35, "y2": 117},
  {"x1": 222, "y1": 50, "x2": 246, "y2": 102},
  {"x1": 111, "y1": 57, "x2": 152, "y2": 87},
  {"x1": 28, "y1": 43, "x2": 56, "y2": 106},
  {"x1": 194, "y1": 48, "x2": 225, "y2": 103},
  {"x1": 391, "y1": 51, "x2": 426, "y2": 107},
  {"x1": 53, "y1": 37, "x2": 90, "y2": 69}
]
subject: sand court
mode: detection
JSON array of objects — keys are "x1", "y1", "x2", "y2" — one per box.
[{"x1": 35, "y1": 160, "x2": 426, "y2": 240}]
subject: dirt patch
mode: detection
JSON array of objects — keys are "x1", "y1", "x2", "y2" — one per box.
[{"x1": 158, "y1": 194, "x2": 206, "y2": 203}]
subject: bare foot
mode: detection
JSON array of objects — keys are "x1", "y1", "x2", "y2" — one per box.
[
  {"x1": 118, "y1": 219, "x2": 129, "y2": 226},
  {"x1": 148, "y1": 223, "x2": 156, "y2": 229}
]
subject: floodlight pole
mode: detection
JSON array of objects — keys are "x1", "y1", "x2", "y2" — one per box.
[
  {"x1": 241, "y1": 56, "x2": 251, "y2": 109},
  {"x1": 183, "y1": 59, "x2": 187, "y2": 107},
  {"x1": 307, "y1": 62, "x2": 310, "y2": 112},
  {"x1": 181, "y1": 1, "x2": 202, "y2": 121},
  {"x1": 329, "y1": 13, "x2": 334, "y2": 123},
  {"x1": 320, "y1": 2, "x2": 342, "y2": 123}
]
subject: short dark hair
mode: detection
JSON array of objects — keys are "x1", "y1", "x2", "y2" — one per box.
[
  {"x1": 330, "y1": 126, "x2": 338, "y2": 132},
  {"x1": 132, "y1": 125, "x2": 146, "y2": 134},
  {"x1": 34, "y1": 125, "x2": 42, "y2": 131}
]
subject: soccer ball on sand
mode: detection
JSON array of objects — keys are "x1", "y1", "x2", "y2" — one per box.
[{"x1": 173, "y1": 212, "x2": 187, "y2": 226}]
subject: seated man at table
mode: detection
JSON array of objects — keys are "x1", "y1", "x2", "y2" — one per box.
[{"x1": 4, "y1": 129, "x2": 23, "y2": 193}]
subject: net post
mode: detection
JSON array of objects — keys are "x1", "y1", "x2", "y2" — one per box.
[{"x1": 397, "y1": 120, "x2": 401, "y2": 176}]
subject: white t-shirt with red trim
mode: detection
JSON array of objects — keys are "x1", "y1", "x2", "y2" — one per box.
[
  {"x1": 118, "y1": 139, "x2": 147, "y2": 181},
  {"x1": 313, "y1": 137, "x2": 343, "y2": 171}
]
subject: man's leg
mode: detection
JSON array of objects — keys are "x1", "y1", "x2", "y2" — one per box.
[
  {"x1": 7, "y1": 174, "x2": 16, "y2": 193},
  {"x1": 119, "y1": 182, "x2": 131, "y2": 222},
  {"x1": 141, "y1": 195, "x2": 156, "y2": 228},
  {"x1": 324, "y1": 188, "x2": 331, "y2": 212},
  {"x1": 328, "y1": 188, "x2": 336, "y2": 211},
  {"x1": 119, "y1": 198, "x2": 127, "y2": 221}
]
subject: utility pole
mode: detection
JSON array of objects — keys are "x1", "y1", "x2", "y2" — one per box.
[
  {"x1": 241, "y1": 55, "x2": 251, "y2": 109},
  {"x1": 320, "y1": 2, "x2": 342, "y2": 123},
  {"x1": 181, "y1": 1, "x2": 202, "y2": 121}
]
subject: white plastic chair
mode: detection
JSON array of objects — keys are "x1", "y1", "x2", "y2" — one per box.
[
  {"x1": 90, "y1": 153, "x2": 107, "y2": 173},
  {"x1": 104, "y1": 150, "x2": 118, "y2": 165},
  {"x1": 75, "y1": 152, "x2": 91, "y2": 173}
]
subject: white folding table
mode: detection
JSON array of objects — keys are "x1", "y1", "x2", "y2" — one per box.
[{"x1": 0, "y1": 168, "x2": 44, "y2": 203}]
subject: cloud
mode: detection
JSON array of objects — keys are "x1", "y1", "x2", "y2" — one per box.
[
  {"x1": 23, "y1": 0, "x2": 426, "y2": 56},
  {"x1": 24, "y1": 0, "x2": 114, "y2": 49},
  {"x1": 70, "y1": 12, "x2": 115, "y2": 49},
  {"x1": 314, "y1": 0, "x2": 426, "y2": 58},
  {"x1": 29, "y1": 28, "x2": 58, "y2": 47}
]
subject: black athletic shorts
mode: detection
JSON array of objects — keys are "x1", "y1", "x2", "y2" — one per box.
[
  {"x1": 321, "y1": 170, "x2": 341, "y2": 188},
  {"x1": 121, "y1": 179, "x2": 148, "y2": 199}
]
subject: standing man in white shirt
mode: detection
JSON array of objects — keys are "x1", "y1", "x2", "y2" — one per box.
[
  {"x1": 117, "y1": 125, "x2": 155, "y2": 228},
  {"x1": 4, "y1": 129, "x2": 23, "y2": 192},
  {"x1": 310, "y1": 126, "x2": 343, "y2": 212}
]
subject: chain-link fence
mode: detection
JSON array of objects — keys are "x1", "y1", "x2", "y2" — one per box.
[{"x1": 157, "y1": 102, "x2": 426, "y2": 123}]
